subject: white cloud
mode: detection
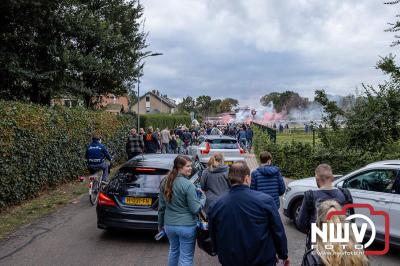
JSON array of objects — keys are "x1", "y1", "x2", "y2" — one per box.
[{"x1": 140, "y1": 0, "x2": 399, "y2": 105}]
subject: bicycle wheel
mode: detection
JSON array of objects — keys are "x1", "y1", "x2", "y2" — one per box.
[{"x1": 89, "y1": 178, "x2": 101, "y2": 206}]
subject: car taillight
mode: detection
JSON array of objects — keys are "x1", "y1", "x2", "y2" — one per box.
[
  {"x1": 237, "y1": 143, "x2": 246, "y2": 154},
  {"x1": 98, "y1": 192, "x2": 117, "y2": 207},
  {"x1": 200, "y1": 142, "x2": 211, "y2": 155}
]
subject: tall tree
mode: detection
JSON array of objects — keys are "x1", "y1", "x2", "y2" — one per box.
[
  {"x1": 0, "y1": 0, "x2": 150, "y2": 106},
  {"x1": 209, "y1": 99, "x2": 222, "y2": 114},
  {"x1": 196, "y1": 95, "x2": 211, "y2": 116},
  {"x1": 260, "y1": 91, "x2": 309, "y2": 113},
  {"x1": 177, "y1": 96, "x2": 195, "y2": 113},
  {"x1": 219, "y1": 98, "x2": 239, "y2": 112}
]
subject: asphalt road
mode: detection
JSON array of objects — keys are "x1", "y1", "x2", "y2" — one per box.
[{"x1": 0, "y1": 155, "x2": 399, "y2": 265}]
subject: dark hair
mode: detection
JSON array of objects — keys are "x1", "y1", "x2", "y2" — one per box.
[
  {"x1": 92, "y1": 132, "x2": 102, "y2": 140},
  {"x1": 228, "y1": 161, "x2": 250, "y2": 185},
  {"x1": 260, "y1": 151, "x2": 272, "y2": 164},
  {"x1": 163, "y1": 155, "x2": 192, "y2": 202}
]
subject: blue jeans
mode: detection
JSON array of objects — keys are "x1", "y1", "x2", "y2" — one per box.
[
  {"x1": 88, "y1": 162, "x2": 109, "y2": 182},
  {"x1": 164, "y1": 225, "x2": 197, "y2": 266}
]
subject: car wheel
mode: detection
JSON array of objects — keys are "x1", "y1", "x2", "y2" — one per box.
[{"x1": 291, "y1": 199, "x2": 303, "y2": 229}]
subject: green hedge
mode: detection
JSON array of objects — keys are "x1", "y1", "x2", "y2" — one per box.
[
  {"x1": 139, "y1": 114, "x2": 191, "y2": 130},
  {"x1": 252, "y1": 126, "x2": 400, "y2": 179},
  {"x1": 0, "y1": 100, "x2": 136, "y2": 207}
]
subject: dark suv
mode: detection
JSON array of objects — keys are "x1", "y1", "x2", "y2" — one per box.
[{"x1": 97, "y1": 154, "x2": 204, "y2": 231}]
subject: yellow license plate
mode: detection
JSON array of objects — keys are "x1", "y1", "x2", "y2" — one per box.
[
  {"x1": 125, "y1": 197, "x2": 152, "y2": 206},
  {"x1": 225, "y1": 161, "x2": 233, "y2": 165}
]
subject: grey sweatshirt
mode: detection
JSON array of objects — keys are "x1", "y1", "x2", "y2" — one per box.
[{"x1": 200, "y1": 165, "x2": 230, "y2": 212}]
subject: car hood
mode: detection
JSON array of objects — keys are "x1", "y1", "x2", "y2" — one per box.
[{"x1": 288, "y1": 176, "x2": 317, "y2": 188}]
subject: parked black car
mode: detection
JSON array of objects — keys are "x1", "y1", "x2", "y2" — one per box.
[{"x1": 97, "y1": 154, "x2": 204, "y2": 231}]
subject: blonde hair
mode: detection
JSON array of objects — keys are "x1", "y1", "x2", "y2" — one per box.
[
  {"x1": 207, "y1": 152, "x2": 224, "y2": 170},
  {"x1": 315, "y1": 200, "x2": 369, "y2": 266}
]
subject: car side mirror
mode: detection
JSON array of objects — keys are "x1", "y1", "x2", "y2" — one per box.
[{"x1": 336, "y1": 181, "x2": 344, "y2": 188}]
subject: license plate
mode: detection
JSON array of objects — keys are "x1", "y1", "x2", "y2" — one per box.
[
  {"x1": 125, "y1": 197, "x2": 152, "y2": 206},
  {"x1": 225, "y1": 161, "x2": 233, "y2": 165}
]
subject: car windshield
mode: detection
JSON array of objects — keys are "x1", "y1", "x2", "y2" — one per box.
[{"x1": 207, "y1": 139, "x2": 237, "y2": 149}]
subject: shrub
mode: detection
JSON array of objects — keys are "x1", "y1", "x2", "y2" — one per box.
[
  {"x1": 0, "y1": 100, "x2": 135, "y2": 207},
  {"x1": 252, "y1": 125, "x2": 400, "y2": 179},
  {"x1": 139, "y1": 114, "x2": 191, "y2": 130}
]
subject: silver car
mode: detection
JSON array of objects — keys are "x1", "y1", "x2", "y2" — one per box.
[
  {"x1": 282, "y1": 160, "x2": 400, "y2": 246},
  {"x1": 190, "y1": 135, "x2": 245, "y2": 165}
]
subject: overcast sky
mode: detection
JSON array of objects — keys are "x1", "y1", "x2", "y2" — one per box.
[{"x1": 139, "y1": 0, "x2": 398, "y2": 106}]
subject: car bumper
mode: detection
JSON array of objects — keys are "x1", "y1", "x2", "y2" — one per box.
[{"x1": 97, "y1": 206, "x2": 158, "y2": 231}]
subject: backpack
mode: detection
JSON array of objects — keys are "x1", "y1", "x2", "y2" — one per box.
[
  {"x1": 304, "y1": 187, "x2": 354, "y2": 213},
  {"x1": 303, "y1": 187, "x2": 354, "y2": 250},
  {"x1": 145, "y1": 133, "x2": 153, "y2": 141}
]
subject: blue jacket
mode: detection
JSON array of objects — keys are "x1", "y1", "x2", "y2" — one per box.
[
  {"x1": 246, "y1": 128, "x2": 253, "y2": 139},
  {"x1": 237, "y1": 130, "x2": 247, "y2": 140},
  {"x1": 250, "y1": 165, "x2": 285, "y2": 209},
  {"x1": 85, "y1": 139, "x2": 112, "y2": 166},
  {"x1": 208, "y1": 185, "x2": 288, "y2": 266}
]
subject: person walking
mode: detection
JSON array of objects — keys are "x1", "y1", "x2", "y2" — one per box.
[
  {"x1": 237, "y1": 126, "x2": 247, "y2": 150},
  {"x1": 246, "y1": 126, "x2": 254, "y2": 150},
  {"x1": 250, "y1": 151, "x2": 285, "y2": 209},
  {"x1": 200, "y1": 153, "x2": 230, "y2": 212},
  {"x1": 169, "y1": 135, "x2": 178, "y2": 154},
  {"x1": 182, "y1": 128, "x2": 192, "y2": 155},
  {"x1": 144, "y1": 127, "x2": 160, "y2": 154},
  {"x1": 158, "y1": 156, "x2": 205, "y2": 266},
  {"x1": 161, "y1": 127, "x2": 172, "y2": 154},
  {"x1": 297, "y1": 164, "x2": 354, "y2": 249},
  {"x1": 208, "y1": 161, "x2": 289, "y2": 266},
  {"x1": 301, "y1": 200, "x2": 369, "y2": 266},
  {"x1": 126, "y1": 128, "x2": 144, "y2": 160}
]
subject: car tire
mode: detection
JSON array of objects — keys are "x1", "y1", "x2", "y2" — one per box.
[{"x1": 291, "y1": 199, "x2": 303, "y2": 229}]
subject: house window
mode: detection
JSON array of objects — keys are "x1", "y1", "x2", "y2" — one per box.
[{"x1": 146, "y1": 96, "x2": 150, "y2": 102}]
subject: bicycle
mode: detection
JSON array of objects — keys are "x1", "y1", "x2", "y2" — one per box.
[
  {"x1": 88, "y1": 161, "x2": 113, "y2": 206},
  {"x1": 88, "y1": 169, "x2": 103, "y2": 206}
]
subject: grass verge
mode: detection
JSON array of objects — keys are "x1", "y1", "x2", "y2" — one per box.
[
  {"x1": 0, "y1": 166, "x2": 121, "y2": 240},
  {"x1": 0, "y1": 180, "x2": 87, "y2": 240}
]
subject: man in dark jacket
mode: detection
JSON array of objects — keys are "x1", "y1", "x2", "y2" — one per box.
[
  {"x1": 85, "y1": 133, "x2": 112, "y2": 182},
  {"x1": 144, "y1": 127, "x2": 160, "y2": 153},
  {"x1": 126, "y1": 128, "x2": 144, "y2": 159},
  {"x1": 251, "y1": 151, "x2": 285, "y2": 209},
  {"x1": 296, "y1": 164, "x2": 353, "y2": 249},
  {"x1": 208, "y1": 161, "x2": 289, "y2": 266},
  {"x1": 246, "y1": 127, "x2": 254, "y2": 149}
]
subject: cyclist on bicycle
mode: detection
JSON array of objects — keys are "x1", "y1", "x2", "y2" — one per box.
[{"x1": 85, "y1": 133, "x2": 112, "y2": 182}]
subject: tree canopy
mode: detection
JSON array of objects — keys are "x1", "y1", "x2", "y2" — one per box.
[
  {"x1": 260, "y1": 91, "x2": 309, "y2": 113},
  {"x1": 0, "y1": 0, "x2": 150, "y2": 106}
]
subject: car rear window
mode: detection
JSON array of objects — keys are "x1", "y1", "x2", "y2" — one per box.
[
  {"x1": 207, "y1": 139, "x2": 238, "y2": 149},
  {"x1": 117, "y1": 168, "x2": 169, "y2": 189}
]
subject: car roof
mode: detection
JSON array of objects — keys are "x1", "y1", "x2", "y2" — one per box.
[
  {"x1": 204, "y1": 135, "x2": 236, "y2": 140},
  {"x1": 122, "y1": 154, "x2": 193, "y2": 170},
  {"x1": 365, "y1": 160, "x2": 400, "y2": 168}
]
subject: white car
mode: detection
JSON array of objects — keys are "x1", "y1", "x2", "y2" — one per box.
[
  {"x1": 282, "y1": 160, "x2": 400, "y2": 246},
  {"x1": 190, "y1": 135, "x2": 245, "y2": 165}
]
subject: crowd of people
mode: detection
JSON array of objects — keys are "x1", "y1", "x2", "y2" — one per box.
[
  {"x1": 125, "y1": 123, "x2": 254, "y2": 159},
  {"x1": 158, "y1": 153, "x2": 370, "y2": 266},
  {"x1": 86, "y1": 127, "x2": 370, "y2": 266}
]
